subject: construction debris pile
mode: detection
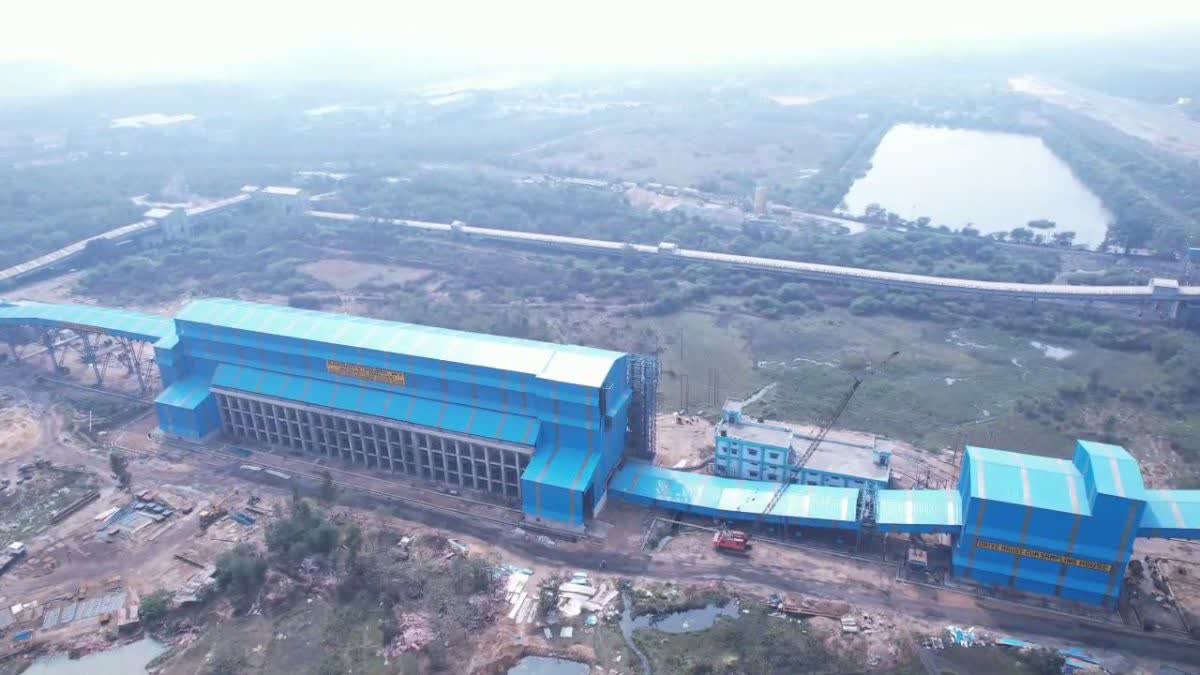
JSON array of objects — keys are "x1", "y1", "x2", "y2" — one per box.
[
  {"x1": 503, "y1": 566, "x2": 537, "y2": 625},
  {"x1": 385, "y1": 612, "x2": 434, "y2": 658},
  {"x1": 94, "y1": 490, "x2": 181, "y2": 542},
  {"x1": 555, "y1": 572, "x2": 619, "y2": 619},
  {"x1": 926, "y1": 627, "x2": 1119, "y2": 674}
]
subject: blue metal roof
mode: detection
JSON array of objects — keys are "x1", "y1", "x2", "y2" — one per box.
[
  {"x1": 0, "y1": 300, "x2": 174, "y2": 344},
  {"x1": 875, "y1": 489, "x2": 962, "y2": 533},
  {"x1": 1139, "y1": 490, "x2": 1200, "y2": 539},
  {"x1": 609, "y1": 462, "x2": 859, "y2": 528},
  {"x1": 155, "y1": 376, "x2": 213, "y2": 410},
  {"x1": 176, "y1": 298, "x2": 624, "y2": 388},
  {"x1": 211, "y1": 363, "x2": 540, "y2": 447},
  {"x1": 963, "y1": 446, "x2": 1090, "y2": 516},
  {"x1": 1074, "y1": 440, "x2": 1146, "y2": 501}
]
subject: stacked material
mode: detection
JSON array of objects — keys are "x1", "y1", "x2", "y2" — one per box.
[{"x1": 505, "y1": 569, "x2": 537, "y2": 624}]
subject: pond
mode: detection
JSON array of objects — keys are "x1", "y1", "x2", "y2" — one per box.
[
  {"x1": 625, "y1": 600, "x2": 741, "y2": 634},
  {"x1": 23, "y1": 638, "x2": 166, "y2": 675},
  {"x1": 840, "y1": 124, "x2": 1113, "y2": 248},
  {"x1": 507, "y1": 656, "x2": 591, "y2": 675}
]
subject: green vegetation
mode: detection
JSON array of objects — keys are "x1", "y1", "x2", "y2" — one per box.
[
  {"x1": 265, "y1": 497, "x2": 341, "y2": 569},
  {"x1": 633, "y1": 610, "x2": 842, "y2": 674},
  {"x1": 215, "y1": 543, "x2": 268, "y2": 612},
  {"x1": 109, "y1": 450, "x2": 132, "y2": 490},
  {"x1": 1039, "y1": 110, "x2": 1198, "y2": 254},
  {"x1": 629, "y1": 583, "x2": 731, "y2": 617},
  {"x1": 156, "y1": 495, "x2": 501, "y2": 674},
  {"x1": 9, "y1": 73, "x2": 1200, "y2": 491},
  {"x1": 139, "y1": 588, "x2": 173, "y2": 628},
  {"x1": 746, "y1": 308, "x2": 1200, "y2": 483},
  {"x1": 65, "y1": 183, "x2": 1200, "y2": 484},
  {"x1": 0, "y1": 161, "x2": 145, "y2": 269}
]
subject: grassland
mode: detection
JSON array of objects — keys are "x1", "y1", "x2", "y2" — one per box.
[
  {"x1": 660, "y1": 308, "x2": 1199, "y2": 486},
  {"x1": 631, "y1": 609, "x2": 879, "y2": 675}
]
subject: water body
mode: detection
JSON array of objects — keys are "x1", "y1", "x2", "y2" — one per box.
[
  {"x1": 841, "y1": 124, "x2": 1113, "y2": 248},
  {"x1": 24, "y1": 639, "x2": 166, "y2": 675},
  {"x1": 507, "y1": 656, "x2": 590, "y2": 675},
  {"x1": 626, "y1": 600, "x2": 741, "y2": 634}
]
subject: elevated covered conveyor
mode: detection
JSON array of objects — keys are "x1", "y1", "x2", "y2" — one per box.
[
  {"x1": 874, "y1": 489, "x2": 963, "y2": 534},
  {"x1": 610, "y1": 462, "x2": 860, "y2": 529},
  {"x1": 0, "y1": 301, "x2": 174, "y2": 344},
  {"x1": 1139, "y1": 490, "x2": 1200, "y2": 539}
]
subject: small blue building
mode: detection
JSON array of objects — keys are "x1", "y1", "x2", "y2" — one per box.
[{"x1": 713, "y1": 400, "x2": 891, "y2": 489}]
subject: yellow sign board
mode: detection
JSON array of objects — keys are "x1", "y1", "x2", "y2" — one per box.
[
  {"x1": 326, "y1": 360, "x2": 406, "y2": 386},
  {"x1": 975, "y1": 539, "x2": 1113, "y2": 573}
]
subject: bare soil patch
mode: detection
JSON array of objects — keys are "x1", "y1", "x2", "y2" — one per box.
[
  {"x1": 655, "y1": 414, "x2": 714, "y2": 469},
  {"x1": 0, "y1": 406, "x2": 41, "y2": 460},
  {"x1": 298, "y1": 259, "x2": 432, "y2": 291}
]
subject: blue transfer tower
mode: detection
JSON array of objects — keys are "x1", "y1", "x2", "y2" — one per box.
[{"x1": 953, "y1": 441, "x2": 1173, "y2": 607}]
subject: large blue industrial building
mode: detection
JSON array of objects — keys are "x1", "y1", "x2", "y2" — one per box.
[
  {"x1": 3, "y1": 298, "x2": 1200, "y2": 606},
  {"x1": 1, "y1": 298, "x2": 654, "y2": 528}
]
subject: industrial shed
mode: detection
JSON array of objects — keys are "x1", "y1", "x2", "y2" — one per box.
[{"x1": 147, "y1": 298, "x2": 639, "y2": 529}]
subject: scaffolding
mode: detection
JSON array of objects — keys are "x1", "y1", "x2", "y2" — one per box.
[{"x1": 628, "y1": 354, "x2": 660, "y2": 458}]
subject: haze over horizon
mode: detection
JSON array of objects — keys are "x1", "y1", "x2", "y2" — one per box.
[{"x1": 5, "y1": 0, "x2": 1200, "y2": 89}]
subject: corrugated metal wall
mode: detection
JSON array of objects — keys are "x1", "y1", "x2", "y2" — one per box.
[{"x1": 159, "y1": 315, "x2": 631, "y2": 528}]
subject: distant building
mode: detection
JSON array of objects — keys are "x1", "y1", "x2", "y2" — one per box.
[
  {"x1": 560, "y1": 177, "x2": 608, "y2": 190},
  {"x1": 143, "y1": 207, "x2": 189, "y2": 239},
  {"x1": 256, "y1": 186, "x2": 308, "y2": 217},
  {"x1": 713, "y1": 400, "x2": 892, "y2": 489},
  {"x1": 753, "y1": 186, "x2": 769, "y2": 216}
]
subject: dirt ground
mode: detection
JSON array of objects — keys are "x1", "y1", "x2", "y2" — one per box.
[
  {"x1": 0, "y1": 372, "x2": 267, "y2": 665},
  {"x1": 623, "y1": 187, "x2": 682, "y2": 212},
  {"x1": 652, "y1": 410, "x2": 961, "y2": 487},
  {"x1": 654, "y1": 414, "x2": 714, "y2": 469},
  {"x1": 1156, "y1": 554, "x2": 1200, "y2": 632},
  {"x1": 298, "y1": 258, "x2": 433, "y2": 291},
  {"x1": 0, "y1": 405, "x2": 40, "y2": 461},
  {"x1": 5, "y1": 270, "x2": 190, "y2": 319},
  {"x1": 1010, "y1": 75, "x2": 1200, "y2": 161}
]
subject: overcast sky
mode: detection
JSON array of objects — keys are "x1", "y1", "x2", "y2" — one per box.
[{"x1": 5, "y1": 0, "x2": 1200, "y2": 83}]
